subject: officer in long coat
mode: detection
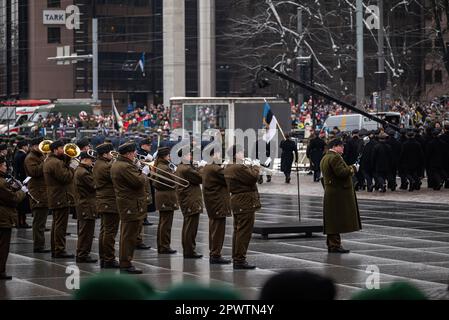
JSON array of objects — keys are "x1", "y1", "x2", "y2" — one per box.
[
  {"x1": 111, "y1": 142, "x2": 148, "y2": 274},
  {"x1": 176, "y1": 151, "x2": 204, "y2": 259},
  {"x1": 43, "y1": 140, "x2": 76, "y2": 259},
  {"x1": 24, "y1": 137, "x2": 50, "y2": 253},
  {"x1": 0, "y1": 155, "x2": 26, "y2": 280},
  {"x1": 153, "y1": 147, "x2": 179, "y2": 254},
  {"x1": 224, "y1": 145, "x2": 261, "y2": 269},
  {"x1": 74, "y1": 151, "x2": 98, "y2": 263},
  {"x1": 320, "y1": 139, "x2": 361, "y2": 253},
  {"x1": 93, "y1": 143, "x2": 120, "y2": 268},
  {"x1": 202, "y1": 149, "x2": 232, "y2": 264}
]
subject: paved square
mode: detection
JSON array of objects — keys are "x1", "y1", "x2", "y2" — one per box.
[{"x1": 2, "y1": 190, "x2": 449, "y2": 300}]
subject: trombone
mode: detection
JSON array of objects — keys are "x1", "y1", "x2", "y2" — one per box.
[
  {"x1": 136, "y1": 159, "x2": 190, "y2": 189},
  {"x1": 243, "y1": 158, "x2": 277, "y2": 175}
]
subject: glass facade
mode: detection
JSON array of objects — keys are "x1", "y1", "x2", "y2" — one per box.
[
  {"x1": 0, "y1": 0, "x2": 25, "y2": 99},
  {"x1": 0, "y1": 0, "x2": 7, "y2": 97},
  {"x1": 74, "y1": 0, "x2": 163, "y2": 105}
]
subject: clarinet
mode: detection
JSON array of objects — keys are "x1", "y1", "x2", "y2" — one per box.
[{"x1": 5, "y1": 173, "x2": 40, "y2": 204}]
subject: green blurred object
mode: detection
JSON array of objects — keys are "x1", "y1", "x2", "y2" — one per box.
[
  {"x1": 73, "y1": 273, "x2": 156, "y2": 300},
  {"x1": 351, "y1": 281, "x2": 427, "y2": 300},
  {"x1": 159, "y1": 282, "x2": 241, "y2": 300}
]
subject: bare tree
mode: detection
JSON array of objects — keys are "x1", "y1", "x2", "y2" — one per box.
[{"x1": 223, "y1": 0, "x2": 425, "y2": 102}]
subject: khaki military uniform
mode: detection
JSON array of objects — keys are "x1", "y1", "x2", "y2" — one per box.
[
  {"x1": 74, "y1": 164, "x2": 97, "y2": 259},
  {"x1": 0, "y1": 173, "x2": 26, "y2": 276},
  {"x1": 224, "y1": 164, "x2": 261, "y2": 264},
  {"x1": 43, "y1": 154, "x2": 75, "y2": 256},
  {"x1": 136, "y1": 178, "x2": 152, "y2": 246},
  {"x1": 24, "y1": 150, "x2": 49, "y2": 251},
  {"x1": 93, "y1": 157, "x2": 120, "y2": 263},
  {"x1": 111, "y1": 155, "x2": 147, "y2": 268},
  {"x1": 176, "y1": 164, "x2": 203, "y2": 256},
  {"x1": 202, "y1": 164, "x2": 231, "y2": 258},
  {"x1": 153, "y1": 159, "x2": 178, "y2": 252}
]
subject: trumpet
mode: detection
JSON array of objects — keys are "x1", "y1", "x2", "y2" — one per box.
[{"x1": 136, "y1": 159, "x2": 190, "y2": 189}]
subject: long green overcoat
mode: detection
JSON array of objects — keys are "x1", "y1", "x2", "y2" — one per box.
[{"x1": 320, "y1": 150, "x2": 362, "y2": 235}]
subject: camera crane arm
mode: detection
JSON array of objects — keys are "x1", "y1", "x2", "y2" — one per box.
[{"x1": 261, "y1": 66, "x2": 400, "y2": 132}]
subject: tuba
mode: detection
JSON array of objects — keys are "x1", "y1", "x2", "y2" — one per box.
[
  {"x1": 63, "y1": 143, "x2": 81, "y2": 158},
  {"x1": 38, "y1": 140, "x2": 53, "y2": 154}
]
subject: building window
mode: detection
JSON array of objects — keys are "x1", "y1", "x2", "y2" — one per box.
[
  {"x1": 425, "y1": 69, "x2": 433, "y2": 84},
  {"x1": 47, "y1": 0, "x2": 61, "y2": 8},
  {"x1": 48, "y1": 27, "x2": 61, "y2": 44},
  {"x1": 435, "y1": 70, "x2": 443, "y2": 83}
]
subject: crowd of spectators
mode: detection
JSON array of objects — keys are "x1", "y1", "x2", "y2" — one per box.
[
  {"x1": 291, "y1": 98, "x2": 449, "y2": 131},
  {"x1": 35, "y1": 104, "x2": 171, "y2": 135}
]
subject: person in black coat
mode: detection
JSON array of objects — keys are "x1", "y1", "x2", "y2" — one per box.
[
  {"x1": 439, "y1": 123, "x2": 449, "y2": 189},
  {"x1": 371, "y1": 132, "x2": 394, "y2": 192},
  {"x1": 385, "y1": 128, "x2": 401, "y2": 190},
  {"x1": 360, "y1": 131, "x2": 378, "y2": 192},
  {"x1": 398, "y1": 128, "x2": 408, "y2": 190},
  {"x1": 13, "y1": 140, "x2": 31, "y2": 228},
  {"x1": 343, "y1": 130, "x2": 365, "y2": 190},
  {"x1": 399, "y1": 130, "x2": 425, "y2": 192},
  {"x1": 306, "y1": 131, "x2": 326, "y2": 182},
  {"x1": 425, "y1": 129, "x2": 446, "y2": 190},
  {"x1": 280, "y1": 133, "x2": 298, "y2": 183}
]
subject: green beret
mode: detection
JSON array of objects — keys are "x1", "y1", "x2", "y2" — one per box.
[
  {"x1": 159, "y1": 282, "x2": 241, "y2": 300},
  {"x1": 351, "y1": 281, "x2": 427, "y2": 300},
  {"x1": 73, "y1": 274, "x2": 155, "y2": 300}
]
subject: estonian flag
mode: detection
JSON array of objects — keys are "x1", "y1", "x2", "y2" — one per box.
[
  {"x1": 262, "y1": 101, "x2": 278, "y2": 142},
  {"x1": 136, "y1": 52, "x2": 146, "y2": 77}
]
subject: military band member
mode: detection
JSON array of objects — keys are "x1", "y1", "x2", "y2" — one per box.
[
  {"x1": 135, "y1": 138, "x2": 153, "y2": 250},
  {"x1": 14, "y1": 139, "x2": 30, "y2": 228},
  {"x1": 111, "y1": 142, "x2": 148, "y2": 274},
  {"x1": 202, "y1": 149, "x2": 232, "y2": 264},
  {"x1": 74, "y1": 151, "x2": 98, "y2": 263},
  {"x1": 93, "y1": 143, "x2": 120, "y2": 268},
  {"x1": 43, "y1": 140, "x2": 76, "y2": 259},
  {"x1": 0, "y1": 156, "x2": 26, "y2": 280},
  {"x1": 176, "y1": 151, "x2": 203, "y2": 259},
  {"x1": 224, "y1": 145, "x2": 261, "y2": 270},
  {"x1": 137, "y1": 138, "x2": 155, "y2": 226},
  {"x1": 24, "y1": 137, "x2": 50, "y2": 253},
  {"x1": 153, "y1": 147, "x2": 178, "y2": 254}
]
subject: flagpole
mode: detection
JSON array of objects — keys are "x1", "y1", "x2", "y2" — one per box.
[{"x1": 111, "y1": 93, "x2": 115, "y2": 132}]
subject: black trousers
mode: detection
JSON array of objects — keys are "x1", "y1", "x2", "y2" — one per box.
[{"x1": 363, "y1": 171, "x2": 374, "y2": 189}]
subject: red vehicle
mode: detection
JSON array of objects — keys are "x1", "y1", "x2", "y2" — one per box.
[{"x1": 0, "y1": 100, "x2": 52, "y2": 135}]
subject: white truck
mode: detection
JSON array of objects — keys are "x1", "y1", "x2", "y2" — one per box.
[{"x1": 322, "y1": 112, "x2": 402, "y2": 133}]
